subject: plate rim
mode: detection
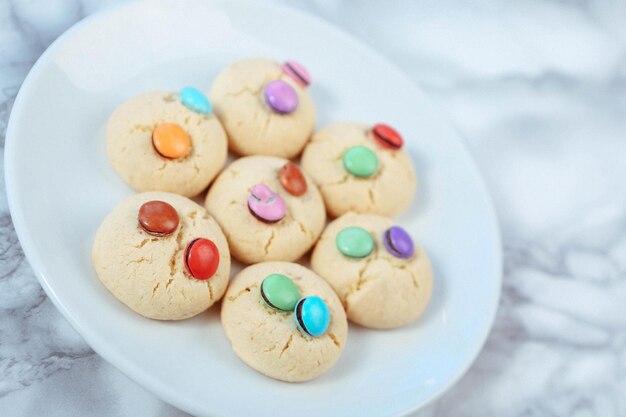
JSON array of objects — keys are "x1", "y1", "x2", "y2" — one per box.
[{"x1": 4, "y1": 1, "x2": 503, "y2": 415}]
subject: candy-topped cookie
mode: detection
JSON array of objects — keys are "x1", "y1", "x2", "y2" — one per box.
[
  {"x1": 205, "y1": 156, "x2": 326, "y2": 264},
  {"x1": 221, "y1": 262, "x2": 347, "y2": 382},
  {"x1": 301, "y1": 122, "x2": 416, "y2": 217},
  {"x1": 210, "y1": 58, "x2": 316, "y2": 158},
  {"x1": 107, "y1": 89, "x2": 227, "y2": 197},
  {"x1": 92, "y1": 192, "x2": 231, "y2": 320},
  {"x1": 311, "y1": 212, "x2": 433, "y2": 329}
]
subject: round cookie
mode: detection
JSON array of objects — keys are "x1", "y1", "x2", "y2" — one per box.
[
  {"x1": 205, "y1": 156, "x2": 326, "y2": 264},
  {"x1": 311, "y1": 212, "x2": 433, "y2": 329},
  {"x1": 92, "y1": 192, "x2": 231, "y2": 320},
  {"x1": 301, "y1": 122, "x2": 416, "y2": 217},
  {"x1": 221, "y1": 262, "x2": 347, "y2": 382},
  {"x1": 210, "y1": 58, "x2": 316, "y2": 158},
  {"x1": 107, "y1": 90, "x2": 228, "y2": 197}
]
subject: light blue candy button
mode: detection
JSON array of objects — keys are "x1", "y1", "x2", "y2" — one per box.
[
  {"x1": 180, "y1": 86, "x2": 212, "y2": 115},
  {"x1": 295, "y1": 296, "x2": 330, "y2": 337}
]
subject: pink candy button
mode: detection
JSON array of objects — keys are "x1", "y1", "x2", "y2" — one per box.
[
  {"x1": 282, "y1": 60, "x2": 311, "y2": 88},
  {"x1": 247, "y1": 183, "x2": 286, "y2": 223}
]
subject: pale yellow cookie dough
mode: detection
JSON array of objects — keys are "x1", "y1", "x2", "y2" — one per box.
[
  {"x1": 221, "y1": 262, "x2": 347, "y2": 382},
  {"x1": 205, "y1": 156, "x2": 326, "y2": 264},
  {"x1": 210, "y1": 58, "x2": 316, "y2": 158},
  {"x1": 107, "y1": 91, "x2": 228, "y2": 197},
  {"x1": 301, "y1": 122, "x2": 416, "y2": 217},
  {"x1": 311, "y1": 213, "x2": 432, "y2": 329},
  {"x1": 92, "y1": 192, "x2": 231, "y2": 320}
]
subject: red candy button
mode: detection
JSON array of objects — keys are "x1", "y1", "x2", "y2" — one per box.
[
  {"x1": 184, "y1": 238, "x2": 219, "y2": 280},
  {"x1": 371, "y1": 123, "x2": 403, "y2": 150},
  {"x1": 278, "y1": 162, "x2": 307, "y2": 196}
]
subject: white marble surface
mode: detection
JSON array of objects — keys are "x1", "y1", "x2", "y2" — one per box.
[{"x1": 1, "y1": 0, "x2": 625, "y2": 416}]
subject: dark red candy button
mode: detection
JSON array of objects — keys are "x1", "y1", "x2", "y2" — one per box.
[
  {"x1": 138, "y1": 201, "x2": 179, "y2": 236},
  {"x1": 372, "y1": 123, "x2": 404, "y2": 150},
  {"x1": 184, "y1": 238, "x2": 220, "y2": 280},
  {"x1": 278, "y1": 162, "x2": 307, "y2": 196}
]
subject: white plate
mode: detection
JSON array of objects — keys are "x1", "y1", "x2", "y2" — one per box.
[{"x1": 5, "y1": 1, "x2": 502, "y2": 416}]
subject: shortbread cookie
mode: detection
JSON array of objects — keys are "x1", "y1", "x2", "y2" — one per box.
[
  {"x1": 311, "y1": 212, "x2": 432, "y2": 329},
  {"x1": 107, "y1": 89, "x2": 227, "y2": 197},
  {"x1": 221, "y1": 262, "x2": 347, "y2": 382},
  {"x1": 92, "y1": 192, "x2": 230, "y2": 320},
  {"x1": 301, "y1": 122, "x2": 416, "y2": 217},
  {"x1": 210, "y1": 59, "x2": 316, "y2": 158},
  {"x1": 205, "y1": 156, "x2": 325, "y2": 264}
]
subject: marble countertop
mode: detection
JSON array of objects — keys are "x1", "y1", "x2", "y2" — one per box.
[{"x1": 1, "y1": 0, "x2": 625, "y2": 416}]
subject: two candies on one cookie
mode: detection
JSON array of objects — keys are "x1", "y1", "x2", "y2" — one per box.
[
  {"x1": 92, "y1": 192, "x2": 230, "y2": 320},
  {"x1": 302, "y1": 122, "x2": 416, "y2": 218},
  {"x1": 107, "y1": 87, "x2": 226, "y2": 197},
  {"x1": 312, "y1": 212, "x2": 433, "y2": 329},
  {"x1": 205, "y1": 155, "x2": 326, "y2": 264},
  {"x1": 221, "y1": 262, "x2": 347, "y2": 382},
  {"x1": 211, "y1": 59, "x2": 315, "y2": 159}
]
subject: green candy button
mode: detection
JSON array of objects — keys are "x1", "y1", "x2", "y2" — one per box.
[
  {"x1": 343, "y1": 146, "x2": 379, "y2": 177},
  {"x1": 336, "y1": 226, "x2": 375, "y2": 258},
  {"x1": 261, "y1": 273, "x2": 300, "y2": 311}
]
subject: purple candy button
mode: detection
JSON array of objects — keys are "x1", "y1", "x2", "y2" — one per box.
[
  {"x1": 264, "y1": 80, "x2": 298, "y2": 114},
  {"x1": 382, "y1": 226, "x2": 415, "y2": 259}
]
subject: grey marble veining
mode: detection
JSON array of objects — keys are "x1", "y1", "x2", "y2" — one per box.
[{"x1": 1, "y1": 0, "x2": 625, "y2": 416}]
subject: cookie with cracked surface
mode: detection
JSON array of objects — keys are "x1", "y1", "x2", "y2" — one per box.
[
  {"x1": 301, "y1": 122, "x2": 416, "y2": 217},
  {"x1": 205, "y1": 156, "x2": 326, "y2": 264},
  {"x1": 92, "y1": 192, "x2": 230, "y2": 320},
  {"x1": 221, "y1": 262, "x2": 347, "y2": 382},
  {"x1": 210, "y1": 58, "x2": 316, "y2": 158},
  {"x1": 311, "y1": 212, "x2": 433, "y2": 329},
  {"x1": 107, "y1": 91, "x2": 227, "y2": 197}
]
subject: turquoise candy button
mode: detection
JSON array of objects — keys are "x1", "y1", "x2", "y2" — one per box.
[
  {"x1": 180, "y1": 87, "x2": 212, "y2": 114},
  {"x1": 343, "y1": 146, "x2": 378, "y2": 177},
  {"x1": 295, "y1": 296, "x2": 330, "y2": 337},
  {"x1": 261, "y1": 273, "x2": 300, "y2": 311},
  {"x1": 336, "y1": 226, "x2": 374, "y2": 258}
]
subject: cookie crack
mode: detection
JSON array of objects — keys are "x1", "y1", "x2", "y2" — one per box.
[
  {"x1": 344, "y1": 256, "x2": 377, "y2": 311},
  {"x1": 279, "y1": 334, "x2": 293, "y2": 358},
  {"x1": 169, "y1": 225, "x2": 185, "y2": 277},
  {"x1": 263, "y1": 344, "x2": 278, "y2": 353},
  {"x1": 151, "y1": 282, "x2": 161, "y2": 298},
  {"x1": 225, "y1": 85, "x2": 261, "y2": 98},
  {"x1": 226, "y1": 284, "x2": 258, "y2": 302},
  {"x1": 128, "y1": 257, "x2": 149, "y2": 265},
  {"x1": 207, "y1": 281, "x2": 214, "y2": 301},
  {"x1": 367, "y1": 188, "x2": 376, "y2": 207},
  {"x1": 134, "y1": 239, "x2": 149, "y2": 249},
  {"x1": 327, "y1": 332, "x2": 341, "y2": 348},
  {"x1": 263, "y1": 230, "x2": 276, "y2": 255},
  {"x1": 293, "y1": 218, "x2": 315, "y2": 240},
  {"x1": 192, "y1": 161, "x2": 201, "y2": 175}
]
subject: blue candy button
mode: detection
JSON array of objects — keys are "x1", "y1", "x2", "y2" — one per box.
[
  {"x1": 180, "y1": 86, "x2": 212, "y2": 114},
  {"x1": 295, "y1": 296, "x2": 330, "y2": 337}
]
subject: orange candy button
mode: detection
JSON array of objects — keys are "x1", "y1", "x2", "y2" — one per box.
[{"x1": 152, "y1": 123, "x2": 191, "y2": 159}]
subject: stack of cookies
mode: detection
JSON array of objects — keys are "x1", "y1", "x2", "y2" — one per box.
[{"x1": 93, "y1": 58, "x2": 433, "y2": 383}]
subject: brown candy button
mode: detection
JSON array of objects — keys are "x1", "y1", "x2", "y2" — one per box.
[
  {"x1": 138, "y1": 201, "x2": 179, "y2": 236},
  {"x1": 278, "y1": 162, "x2": 307, "y2": 196}
]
